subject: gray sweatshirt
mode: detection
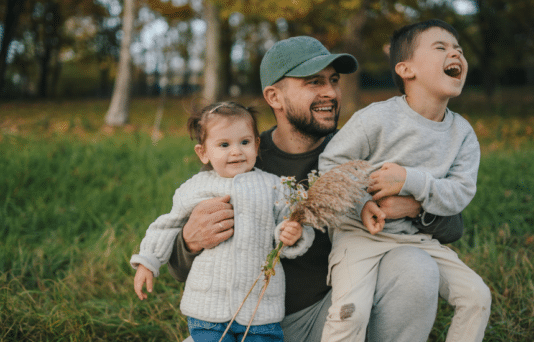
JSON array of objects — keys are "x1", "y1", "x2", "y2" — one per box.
[{"x1": 319, "y1": 96, "x2": 480, "y2": 235}]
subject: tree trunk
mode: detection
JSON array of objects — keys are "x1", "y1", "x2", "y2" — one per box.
[
  {"x1": 105, "y1": 0, "x2": 135, "y2": 126},
  {"x1": 0, "y1": 0, "x2": 27, "y2": 97},
  {"x1": 202, "y1": 1, "x2": 223, "y2": 105},
  {"x1": 340, "y1": 2, "x2": 370, "y2": 119},
  {"x1": 220, "y1": 18, "x2": 232, "y2": 97}
]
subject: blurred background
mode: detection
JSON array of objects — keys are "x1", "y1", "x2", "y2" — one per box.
[
  {"x1": 1, "y1": 1, "x2": 533, "y2": 341},
  {"x1": 1, "y1": 0, "x2": 533, "y2": 112}
]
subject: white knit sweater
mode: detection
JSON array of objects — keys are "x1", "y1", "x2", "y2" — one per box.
[{"x1": 130, "y1": 169, "x2": 314, "y2": 325}]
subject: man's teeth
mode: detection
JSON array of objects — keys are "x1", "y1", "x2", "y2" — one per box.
[{"x1": 313, "y1": 106, "x2": 333, "y2": 111}]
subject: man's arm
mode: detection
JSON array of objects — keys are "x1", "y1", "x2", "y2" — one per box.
[
  {"x1": 167, "y1": 196, "x2": 234, "y2": 282},
  {"x1": 377, "y1": 196, "x2": 464, "y2": 244}
]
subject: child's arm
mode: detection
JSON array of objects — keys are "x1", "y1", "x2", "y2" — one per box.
[
  {"x1": 361, "y1": 201, "x2": 386, "y2": 234},
  {"x1": 134, "y1": 264, "x2": 154, "y2": 300},
  {"x1": 397, "y1": 132, "x2": 480, "y2": 216},
  {"x1": 368, "y1": 162, "x2": 407, "y2": 200}
]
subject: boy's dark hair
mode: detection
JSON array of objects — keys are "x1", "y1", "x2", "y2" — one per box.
[
  {"x1": 389, "y1": 19, "x2": 460, "y2": 94},
  {"x1": 187, "y1": 101, "x2": 260, "y2": 146}
]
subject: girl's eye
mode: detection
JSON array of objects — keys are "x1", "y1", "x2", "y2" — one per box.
[
  {"x1": 241, "y1": 139, "x2": 250, "y2": 145},
  {"x1": 220, "y1": 142, "x2": 229, "y2": 148},
  {"x1": 437, "y1": 46, "x2": 445, "y2": 50}
]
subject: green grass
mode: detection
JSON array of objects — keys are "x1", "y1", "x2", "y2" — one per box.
[{"x1": 1, "y1": 92, "x2": 533, "y2": 341}]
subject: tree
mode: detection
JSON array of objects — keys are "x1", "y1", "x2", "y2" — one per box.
[
  {"x1": 105, "y1": 0, "x2": 136, "y2": 126},
  {"x1": 0, "y1": 0, "x2": 29, "y2": 97},
  {"x1": 202, "y1": 1, "x2": 223, "y2": 105}
]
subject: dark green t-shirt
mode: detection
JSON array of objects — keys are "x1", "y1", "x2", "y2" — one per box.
[{"x1": 255, "y1": 127, "x2": 336, "y2": 315}]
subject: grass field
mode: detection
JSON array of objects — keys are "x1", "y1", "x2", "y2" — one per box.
[{"x1": 1, "y1": 88, "x2": 533, "y2": 341}]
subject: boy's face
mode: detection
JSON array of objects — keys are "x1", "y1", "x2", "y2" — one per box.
[
  {"x1": 194, "y1": 116, "x2": 259, "y2": 178},
  {"x1": 404, "y1": 27, "x2": 468, "y2": 100}
]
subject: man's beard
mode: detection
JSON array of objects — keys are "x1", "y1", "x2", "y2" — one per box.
[{"x1": 285, "y1": 99, "x2": 340, "y2": 139}]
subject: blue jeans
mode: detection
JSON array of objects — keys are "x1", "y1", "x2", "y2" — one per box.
[{"x1": 187, "y1": 317, "x2": 284, "y2": 342}]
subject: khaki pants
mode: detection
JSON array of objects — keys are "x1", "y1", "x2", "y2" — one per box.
[{"x1": 322, "y1": 228, "x2": 491, "y2": 342}]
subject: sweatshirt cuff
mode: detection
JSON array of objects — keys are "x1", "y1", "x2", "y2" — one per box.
[
  {"x1": 399, "y1": 167, "x2": 426, "y2": 200},
  {"x1": 355, "y1": 193, "x2": 373, "y2": 218}
]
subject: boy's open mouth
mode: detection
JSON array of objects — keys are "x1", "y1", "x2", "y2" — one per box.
[{"x1": 444, "y1": 64, "x2": 462, "y2": 78}]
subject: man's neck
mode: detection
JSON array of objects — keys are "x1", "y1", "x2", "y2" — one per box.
[
  {"x1": 271, "y1": 126, "x2": 326, "y2": 154},
  {"x1": 405, "y1": 91, "x2": 449, "y2": 122}
]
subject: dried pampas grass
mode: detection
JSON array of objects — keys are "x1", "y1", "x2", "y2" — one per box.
[{"x1": 289, "y1": 160, "x2": 372, "y2": 231}]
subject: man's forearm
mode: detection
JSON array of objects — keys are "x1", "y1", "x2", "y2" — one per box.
[
  {"x1": 414, "y1": 213, "x2": 464, "y2": 244},
  {"x1": 167, "y1": 230, "x2": 200, "y2": 282}
]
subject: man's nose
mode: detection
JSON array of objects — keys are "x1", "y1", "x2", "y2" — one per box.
[{"x1": 321, "y1": 82, "x2": 337, "y2": 98}]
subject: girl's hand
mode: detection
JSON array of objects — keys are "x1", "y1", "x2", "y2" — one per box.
[
  {"x1": 279, "y1": 221, "x2": 303, "y2": 246},
  {"x1": 134, "y1": 264, "x2": 154, "y2": 300}
]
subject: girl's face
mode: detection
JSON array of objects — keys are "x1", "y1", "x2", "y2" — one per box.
[{"x1": 194, "y1": 116, "x2": 259, "y2": 178}]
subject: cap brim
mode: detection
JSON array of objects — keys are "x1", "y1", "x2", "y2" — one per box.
[{"x1": 285, "y1": 54, "x2": 358, "y2": 78}]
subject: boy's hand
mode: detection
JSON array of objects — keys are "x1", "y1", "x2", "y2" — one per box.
[
  {"x1": 368, "y1": 162, "x2": 407, "y2": 201},
  {"x1": 361, "y1": 201, "x2": 386, "y2": 235},
  {"x1": 134, "y1": 264, "x2": 154, "y2": 300},
  {"x1": 279, "y1": 221, "x2": 303, "y2": 246}
]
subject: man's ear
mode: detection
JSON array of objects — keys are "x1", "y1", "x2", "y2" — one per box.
[
  {"x1": 263, "y1": 86, "x2": 283, "y2": 110},
  {"x1": 395, "y1": 61, "x2": 415, "y2": 80},
  {"x1": 194, "y1": 144, "x2": 209, "y2": 164}
]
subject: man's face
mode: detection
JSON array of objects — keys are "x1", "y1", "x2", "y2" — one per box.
[{"x1": 279, "y1": 66, "x2": 341, "y2": 138}]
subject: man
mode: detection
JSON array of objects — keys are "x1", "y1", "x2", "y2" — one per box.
[{"x1": 169, "y1": 36, "x2": 463, "y2": 342}]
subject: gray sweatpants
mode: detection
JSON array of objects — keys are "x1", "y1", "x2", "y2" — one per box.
[{"x1": 183, "y1": 245, "x2": 441, "y2": 342}]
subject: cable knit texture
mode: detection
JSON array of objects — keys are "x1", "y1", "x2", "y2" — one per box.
[{"x1": 130, "y1": 168, "x2": 314, "y2": 325}]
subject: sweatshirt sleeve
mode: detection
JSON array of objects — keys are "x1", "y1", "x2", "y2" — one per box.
[
  {"x1": 319, "y1": 113, "x2": 373, "y2": 217},
  {"x1": 400, "y1": 130, "x2": 480, "y2": 216}
]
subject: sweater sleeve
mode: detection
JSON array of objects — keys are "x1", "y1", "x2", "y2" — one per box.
[
  {"x1": 274, "y1": 221, "x2": 315, "y2": 259},
  {"x1": 130, "y1": 189, "x2": 190, "y2": 277},
  {"x1": 399, "y1": 130, "x2": 480, "y2": 216},
  {"x1": 271, "y1": 175, "x2": 315, "y2": 259}
]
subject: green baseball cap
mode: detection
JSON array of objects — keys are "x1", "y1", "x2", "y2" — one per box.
[{"x1": 260, "y1": 36, "x2": 358, "y2": 90}]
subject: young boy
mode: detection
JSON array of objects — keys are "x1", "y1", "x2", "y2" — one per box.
[{"x1": 318, "y1": 19, "x2": 491, "y2": 342}]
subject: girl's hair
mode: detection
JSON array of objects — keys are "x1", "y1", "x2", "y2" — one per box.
[{"x1": 187, "y1": 101, "x2": 260, "y2": 145}]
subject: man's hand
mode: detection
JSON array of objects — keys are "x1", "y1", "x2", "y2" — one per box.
[
  {"x1": 368, "y1": 162, "x2": 407, "y2": 201},
  {"x1": 376, "y1": 195, "x2": 421, "y2": 220},
  {"x1": 182, "y1": 195, "x2": 234, "y2": 253},
  {"x1": 279, "y1": 220, "x2": 303, "y2": 246},
  {"x1": 134, "y1": 264, "x2": 154, "y2": 300},
  {"x1": 361, "y1": 201, "x2": 386, "y2": 235}
]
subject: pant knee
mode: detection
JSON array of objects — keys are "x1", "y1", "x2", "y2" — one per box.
[
  {"x1": 459, "y1": 281, "x2": 492, "y2": 312},
  {"x1": 324, "y1": 302, "x2": 370, "y2": 341}
]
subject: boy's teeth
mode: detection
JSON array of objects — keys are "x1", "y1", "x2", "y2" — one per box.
[{"x1": 444, "y1": 65, "x2": 461, "y2": 77}]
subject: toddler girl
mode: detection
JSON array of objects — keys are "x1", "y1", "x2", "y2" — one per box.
[{"x1": 131, "y1": 101, "x2": 314, "y2": 341}]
